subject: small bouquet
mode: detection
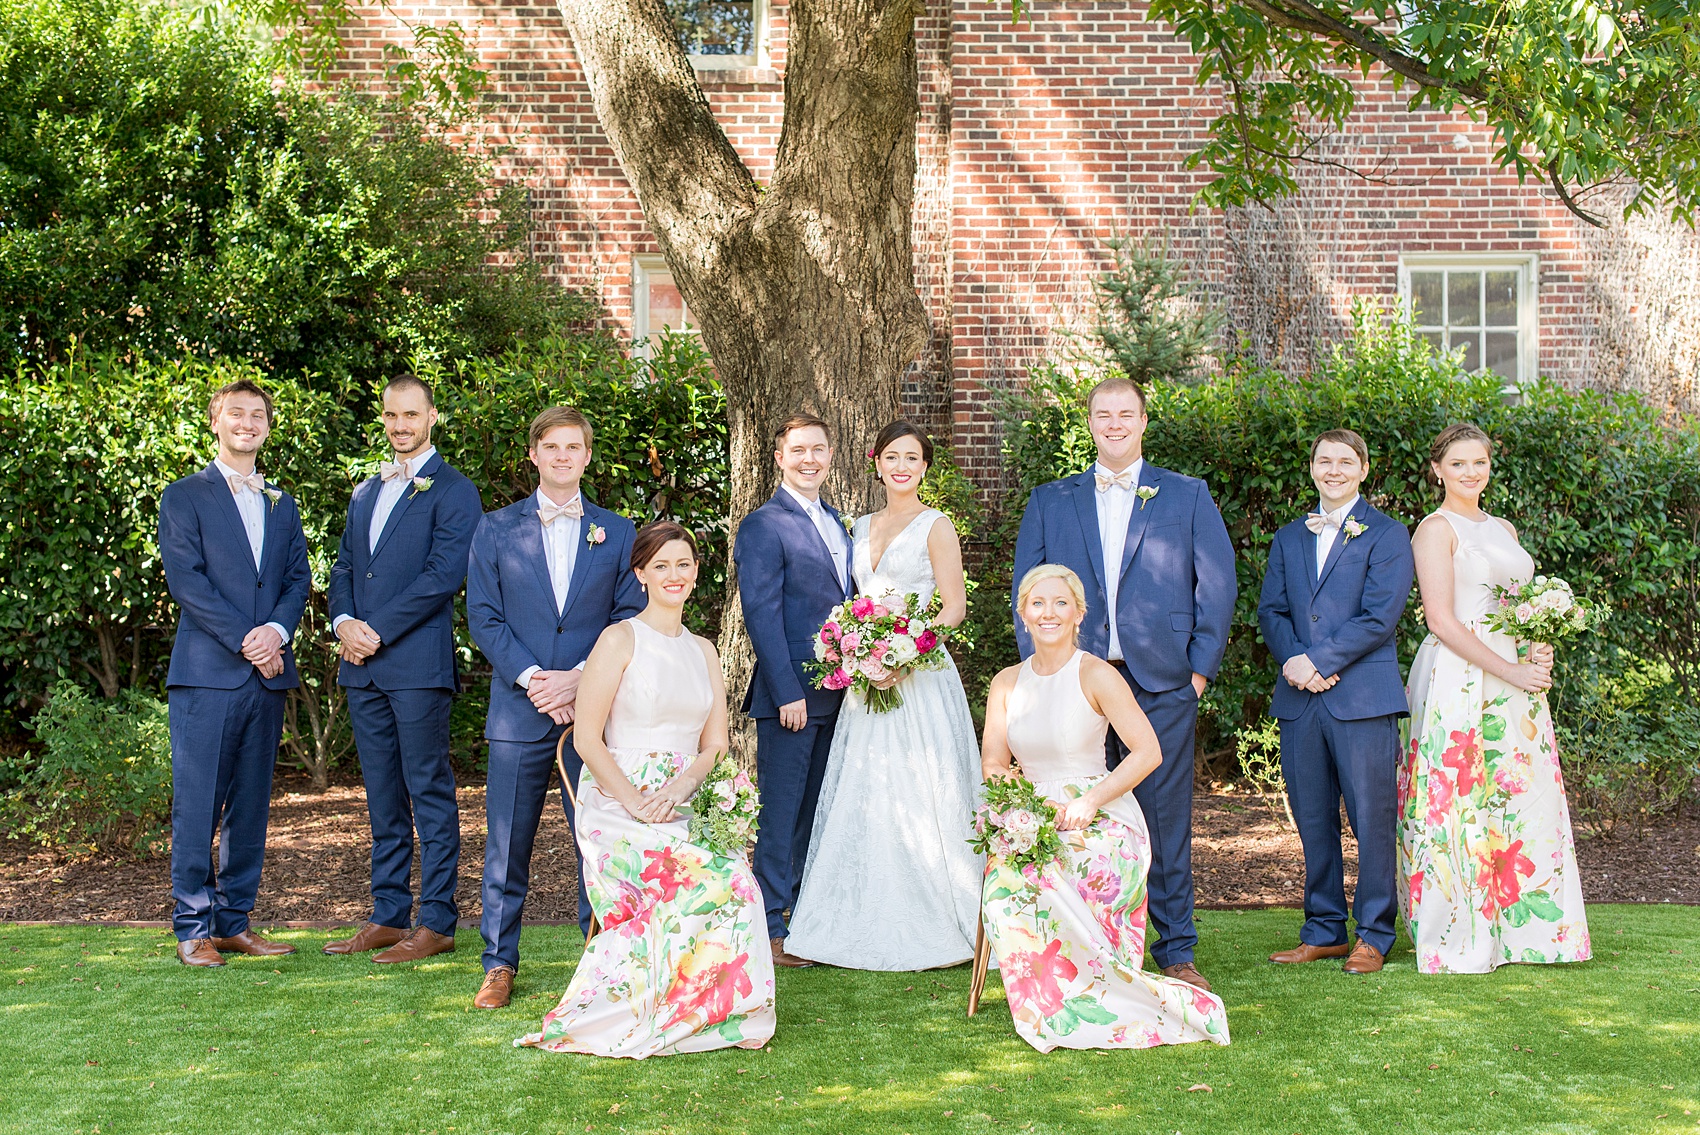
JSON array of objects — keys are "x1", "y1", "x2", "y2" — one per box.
[
  {"x1": 805, "y1": 591, "x2": 951, "y2": 713},
  {"x1": 968, "y1": 775, "x2": 1066, "y2": 882},
  {"x1": 1483, "y1": 575, "x2": 1607, "y2": 644},
  {"x1": 686, "y1": 755, "x2": 760, "y2": 858}
]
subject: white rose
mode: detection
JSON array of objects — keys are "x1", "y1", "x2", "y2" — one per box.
[
  {"x1": 885, "y1": 636, "x2": 920, "y2": 666},
  {"x1": 1004, "y1": 826, "x2": 1038, "y2": 854},
  {"x1": 814, "y1": 636, "x2": 831, "y2": 661},
  {"x1": 1004, "y1": 809, "x2": 1041, "y2": 839},
  {"x1": 1514, "y1": 602, "x2": 1537, "y2": 623}
]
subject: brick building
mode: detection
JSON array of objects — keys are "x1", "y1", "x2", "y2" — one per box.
[{"x1": 333, "y1": 0, "x2": 1699, "y2": 492}]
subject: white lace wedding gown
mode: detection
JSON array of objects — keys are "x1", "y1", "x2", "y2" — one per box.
[{"x1": 784, "y1": 509, "x2": 984, "y2": 970}]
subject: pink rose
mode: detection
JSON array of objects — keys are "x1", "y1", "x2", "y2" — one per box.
[
  {"x1": 823, "y1": 668, "x2": 853, "y2": 690},
  {"x1": 859, "y1": 658, "x2": 891, "y2": 683},
  {"x1": 1515, "y1": 602, "x2": 1536, "y2": 623},
  {"x1": 839, "y1": 631, "x2": 861, "y2": 654},
  {"x1": 851, "y1": 597, "x2": 876, "y2": 619},
  {"x1": 915, "y1": 629, "x2": 938, "y2": 653},
  {"x1": 819, "y1": 621, "x2": 840, "y2": 644},
  {"x1": 589, "y1": 525, "x2": 606, "y2": 545},
  {"x1": 871, "y1": 603, "x2": 889, "y2": 618},
  {"x1": 893, "y1": 617, "x2": 909, "y2": 634},
  {"x1": 823, "y1": 648, "x2": 839, "y2": 663},
  {"x1": 869, "y1": 641, "x2": 889, "y2": 660}
]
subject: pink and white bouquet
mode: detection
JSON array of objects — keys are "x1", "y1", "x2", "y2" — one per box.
[
  {"x1": 806, "y1": 591, "x2": 951, "y2": 713},
  {"x1": 687, "y1": 755, "x2": 760, "y2": 858},
  {"x1": 969, "y1": 775, "x2": 1066, "y2": 884},
  {"x1": 1484, "y1": 575, "x2": 1607, "y2": 644}
]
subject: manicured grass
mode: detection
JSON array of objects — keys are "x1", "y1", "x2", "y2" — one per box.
[{"x1": 3, "y1": 906, "x2": 1697, "y2": 1135}]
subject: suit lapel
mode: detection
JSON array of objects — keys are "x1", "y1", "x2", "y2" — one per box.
[
  {"x1": 1315, "y1": 499, "x2": 1367, "y2": 592},
  {"x1": 371, "y1": 451, "x2": 441, "y2": 562},
  {"x1": 819, "y1": 500, "x2": 852, "y2": 597},
  {"x1": 515, "y1": 497, "x2": 558, "y2": 615},
  {"x1": 1117, "y1": 464, "x2": 1160, "y2": 583},
  {"x1": 202, "y1": 464, "x2": 259, "y2": 579},
  {"x1": 1068, "y1": 473, "x2": 1106, "y2": 595},
  {"x1": 774, "y1": 489, "x2": 842, "y2": 591},
  {"x1": 1300, "y1": 519, "x2": 1320, "y2": 594},
  {"x1": 256, "y1": 480, "x2": 282, "y2": 578},
  {"x1": 557, "y1": 499, "x2": 601, "y2": 624},
  {"x1": 349, "y1": 477, "x2": 381, "y2": 567}
]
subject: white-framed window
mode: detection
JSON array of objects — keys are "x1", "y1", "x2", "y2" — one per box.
[
  {"x1": 666, "y1": 0, "x2": 769, "y2": 69},
  {"x1": 1397, "y1": 253, "x2": 1538, "y2": 387},
  {"x1": 632, "y1": 255, "x2": 697, "y2": 355}
]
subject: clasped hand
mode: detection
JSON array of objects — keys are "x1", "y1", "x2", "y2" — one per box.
[
  {"x1": 241, "y1": 625, "x2": 285, "y2": 679},
  {"x1": 624, "y1": 772, "x2": 699, "y2": 825},
  {"x1": 336, "y1": 618, "x2": 382, "y2": 665},
  {"x1": 1282, "y1": 653, "x2": 1338, "y2": 694},
  {"x1": 528, "y1": 669, "x2": 582, "y2": 725},
  {"x1": 1509, "y1": 642, "x2": 1556, "y2": 693},
  {"x1": 1055, "y1": 796, "x2": 1099, "y2": 831}
]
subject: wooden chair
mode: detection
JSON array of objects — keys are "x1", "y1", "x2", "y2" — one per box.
[
  {"x1": 966, "y1": 915, "x2": 992, "y2": 1017},
  {"x1": 553, "y1": 725, "x2": 601, "y2": 940}
]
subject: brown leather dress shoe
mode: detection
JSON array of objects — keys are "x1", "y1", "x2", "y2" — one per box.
[
  {"x1": 323, "y1": 922, "x2": 409, "y2": 956},
  {"x1": 771, "y1": 937, "x2": 815, "y2": 968},
  {"x1": 373, "y1": 926, "x2": 456, "y2": 964},
  {"x1": 1343, "y1": 940, "x2": 1386, "y2": 974},
  {"x1": 210, "y1": 929, "x2": 297, "y2": 957},
  {"x1": 474, "y1": 966, "x2": 515, "y2": 1009},
  {"x1": 1269, "y1": 941, "x2": 1352, "y2": 964},
  {"x1": 177, "y1": 939, "x2": 226, "y2": 967},
  {"x1": 1160, "y1": 962, "x2": 1212, "y2": 991}
]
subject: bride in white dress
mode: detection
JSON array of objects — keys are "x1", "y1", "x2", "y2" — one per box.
[{"x1": 783, "y1": 421, "x2": 984, "y2": 971}]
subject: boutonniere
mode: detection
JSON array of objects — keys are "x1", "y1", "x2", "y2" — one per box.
[
  {"x1": 586, "y1": 522, "x2": 607, "y2": 546},
  {"x1": 1135, "y1": 485, "x2": 1159, "y2": 510},
  {"x1": 407, "y1": 475, "x2": 433, "y2": 498},
  {"x1": 839, "y1": 513, "x2": 855, "y2": 537},
  {"x1": 1343, "y1": 518, "x2": 1367, "y2": 541},
  {"x1": 263, "y1": 485, "x2": 282, "y2": 509}
]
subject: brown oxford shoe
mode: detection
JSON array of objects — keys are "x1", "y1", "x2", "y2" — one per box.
[
  {"x1": 177, "y1": 939, "x2": 226, "y2": 967},
  {"x1": 474, "y1": 966, "x2": 515, "y2": 1009},
  {"x1": 1160, "y1": 962, "x2": 1213, "y2": 992},
  {"x1": 323, "y1": 922, "x2": 409, "y2": 956},
  {"x1": 210, "y1": 929, "x2": 297, "y2": 957},
  {"x1": 1343, "y1": 940, "x2": 1386, "y2": 974},
  {"x1": 771, "y1": 937, "x2": 815, "y2": 968},
  {"x1": 372, "y1": 926, "x2": 456, "y2": 964},
  {"x1": 1269, "y1": 941, "x2": 1352, "y2": 964}
]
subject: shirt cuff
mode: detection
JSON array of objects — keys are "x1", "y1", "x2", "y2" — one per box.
[
  {"x1": 265, "y1": 622, "x2": 291, "y2": 645},
  {"x1": 331, "y1": 614, "x2": 351, "y2": 633},
  {"x1": 516, "y1": 665, "x2": 541, "y2": 689}
]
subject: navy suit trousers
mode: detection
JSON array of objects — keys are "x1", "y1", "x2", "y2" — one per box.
[
  {"x1": 167, "y1": 673, "x2": 285, "y2": 941},
  {"x1": 1106, "y1": 668, "x2": 1200, "y2": 969},
  {"x1": 1279, "y1": 700, "x2": 1400, "y2": 956},
  {"x1": 346, "y1": 686, "x2": 460, "y2": 936},
  {"x1": 755, "y1": 714, "x2": 837, "y2": 941},
  {"x1": 480, "y1": 727, "x2": 590, "y2": 971}
]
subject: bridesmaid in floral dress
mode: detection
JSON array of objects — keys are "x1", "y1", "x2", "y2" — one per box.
[
  {"x1": 1399, "y1": 424, "x2": 1590, "y2": 974},
  {"x1": 517, "y1": 522, "x2": 775, "y2": 1057},
  {"x1": 978, "y1": 564, "x2": 1230, "y2": 1053}
]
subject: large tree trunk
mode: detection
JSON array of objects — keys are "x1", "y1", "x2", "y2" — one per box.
[{"x1": 557, "y1": 0, "x2": 930, "y2": 731}]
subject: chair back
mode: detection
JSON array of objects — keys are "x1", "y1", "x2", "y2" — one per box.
[{"x1": 553, "y1": 726, "x2": 580, "y2": 811}]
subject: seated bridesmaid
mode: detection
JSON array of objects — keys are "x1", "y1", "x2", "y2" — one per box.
[
  {"x1": 516, "y1": 522, "x2": 776, "y2": 1058},
  {"x1": 979, "y1": 564, "x2": 1230, "y2": 1053}
]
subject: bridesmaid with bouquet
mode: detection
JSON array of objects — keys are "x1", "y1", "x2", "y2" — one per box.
[
  {"x1": 517, "y1": 522, "x2": 775, "y2": 1057},
  {"x1": 1400, "y1": 424, "x2": 1592, "y2": 974}
]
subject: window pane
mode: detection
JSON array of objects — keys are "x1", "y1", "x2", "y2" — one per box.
[
  {"x1": 1485, "y1": 270, "x2": 1518, "y2": 326},
  {"x1": 1484, "y1": 332, "x2": 1519, "y2": 380},
  {"x1": 1420, "y1": 331, "x2": 1445, "y2": 354},
  {"x1": 1448, "y1": 271, "x2": 1481, "y2": 327},
  {"x1": 647, "y1": 276, "x2": 689, "y2": 333},
  {"x1": 1411, "y1": 272, "x2": 1443, "y2": 327},
  {"x1": 666, "y1": 0, "x2": 755, "y2": 56},
  {"x1": 1451, "y1": 330, "x2": 1481, "y2": 371}
]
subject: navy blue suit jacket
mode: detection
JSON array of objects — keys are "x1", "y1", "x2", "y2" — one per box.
[
  {"x1": 159, "y1": 463, "x2": 310, "y2": 691},
  {"x1": 733, "y1": 489, "x2": 854, "y2": 719},
  {"x1": 326, "y1": 452, "x2": 482, "y2": 691},
  {"x1": 1257, "y1": 499, "x2": 1415, "y2": 722},
  {"x1": 466, "y1": 493, "x2": 643, "y2": 743},
  {"x1": 1012, "y1": 464, "x2": 1237, "y2": 693}
]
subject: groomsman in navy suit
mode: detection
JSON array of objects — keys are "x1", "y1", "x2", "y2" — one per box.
[
  {"x1": 734, "y1": 413, "x2": 853, "y2": 968},
  {"x1": 1258, "y1": 429, "x2": 1414, "y2": 975},
  {"x1": 1012, "y1": 377, "x2": 1235, "y2": 991},
  {"x1": 465, "y1": 406, "x2": 642, "y2": 1008},
  {"x1": 158, "y1": 380, "x2": 310, "y2": 966},
  {"x1": 323, "y1": 375, "x2": 483, "y2": 963}
]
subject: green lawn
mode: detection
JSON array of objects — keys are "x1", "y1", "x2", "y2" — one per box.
[{"x1": 3, "y1": 906, "x2": 1697, "y2": 1135}]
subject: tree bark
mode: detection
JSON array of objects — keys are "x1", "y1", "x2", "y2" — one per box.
[{"x1": 556, "y1": 0, "x2": 930, "y2": 725}]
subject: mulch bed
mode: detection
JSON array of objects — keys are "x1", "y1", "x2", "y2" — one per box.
[{"x1": 1, "y1": 773, "x2": 1695, "y2": 923}]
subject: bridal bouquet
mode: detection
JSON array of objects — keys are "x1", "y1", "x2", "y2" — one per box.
[
  {"x1": 806, "y1": 591, "x2": 951, "y2": 713},
  {"x1": 1483, "y1": 575, "x2": 1607, "y2": 644},
  {"x1": 687, "y1": 755, "x2": 760, "y2": 858},
  {"x1": 969, "y1": 775, "x2": 1066, "y2": 882}
]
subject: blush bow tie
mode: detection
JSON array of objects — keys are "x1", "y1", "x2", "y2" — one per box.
[
  {"x1": 539, "y1": 498, "x2": 584, "y2": 527},
  {"x1": 227, "y1": 472, "x2": 266, "y2": 495},
  {"x1": 1094, "y1": 469, "x2": 1135, "y2": 492},
  {"x1": 380, "y1": 460, "x2": 412, "y2": 482},
  {"x1": 1305, "y1": 510, "x2": 1343, "y2": 535}
]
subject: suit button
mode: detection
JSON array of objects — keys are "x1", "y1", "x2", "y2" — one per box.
[
  {"x1": 366, "y1": 572, "x2": 374, "y2": 579},
  {"x1": 556, "y1": 627, "x2": 563, "y2": 634},
  {"x1": 1311, "y1": 614, "x2": 1319, "y2": 621}
]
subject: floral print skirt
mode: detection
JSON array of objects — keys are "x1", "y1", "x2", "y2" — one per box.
[
  {"x1": 980, "y1": 776, "x2": 1230, "y2": 1053},
  {"x1": 516, "y1": 748, "x2": 776, "y2": 1058},
  {"x1": 1398, "y1": 632, "x2": 1591, "y2": 974}
]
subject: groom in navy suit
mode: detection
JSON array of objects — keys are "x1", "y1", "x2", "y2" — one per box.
[
  {"x1": 734, "y1": 412, "x2": 853, "y2": 968},
  {"x1": 158, "y1": 380, "x2": 310, "y2": 966},
  {"x1": 323, "y1": 375, "x2": 483, "y2": 963},
  {"x1": 1258, "y1": 429, "x2": 1414, "y2": 974},
  {"x1": 465, "y1": 406, "x2": 642, "y2": 1009},
  {"x1": 1012, "y1": 377, "x2": 1235, "y2": 991}
]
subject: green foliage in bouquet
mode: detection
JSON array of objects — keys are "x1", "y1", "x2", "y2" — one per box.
[
  {"x1": 686, "y1": 755, "x2": 759, "y2": 858},
  {"x1": 969, "y1": 774, "x2": 1066, "y2": 886}
]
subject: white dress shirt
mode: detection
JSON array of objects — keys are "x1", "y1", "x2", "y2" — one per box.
[
  {"x1": 331, "y1": 446, "x2": 437, "y2": 635},
  {"x1": 213, "y1": 457, "x2": 289, "y2": 646},
  {"x1": 1315, "y1": 494, "x2": 1360, "y2": 578},
  {"x1": 1094, "y1": 458, "x2": 1143, "y2": 662},
  {"x1": 784, "y1": 484, "x2": 848, "y2": 590},
  {"x1": 516, "y1": 487, "x2": 583, "y2": 689}
]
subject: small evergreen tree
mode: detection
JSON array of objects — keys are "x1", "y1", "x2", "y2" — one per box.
[{"x1": 1091, "y1": 235, "x2": 1221, "y2": 387}]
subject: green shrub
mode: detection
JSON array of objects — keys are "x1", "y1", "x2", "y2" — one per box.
[{"x1": 3, "y1": 680, "x2": 172, "y2": 855}]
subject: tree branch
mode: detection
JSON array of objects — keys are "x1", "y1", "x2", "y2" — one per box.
[
  {"x1": 1546, "y1": 162, "x2": 1607, "y2": 228},
  {"x1": 1239, "y1": 0, "x2": 1488, "y2": 101}
]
